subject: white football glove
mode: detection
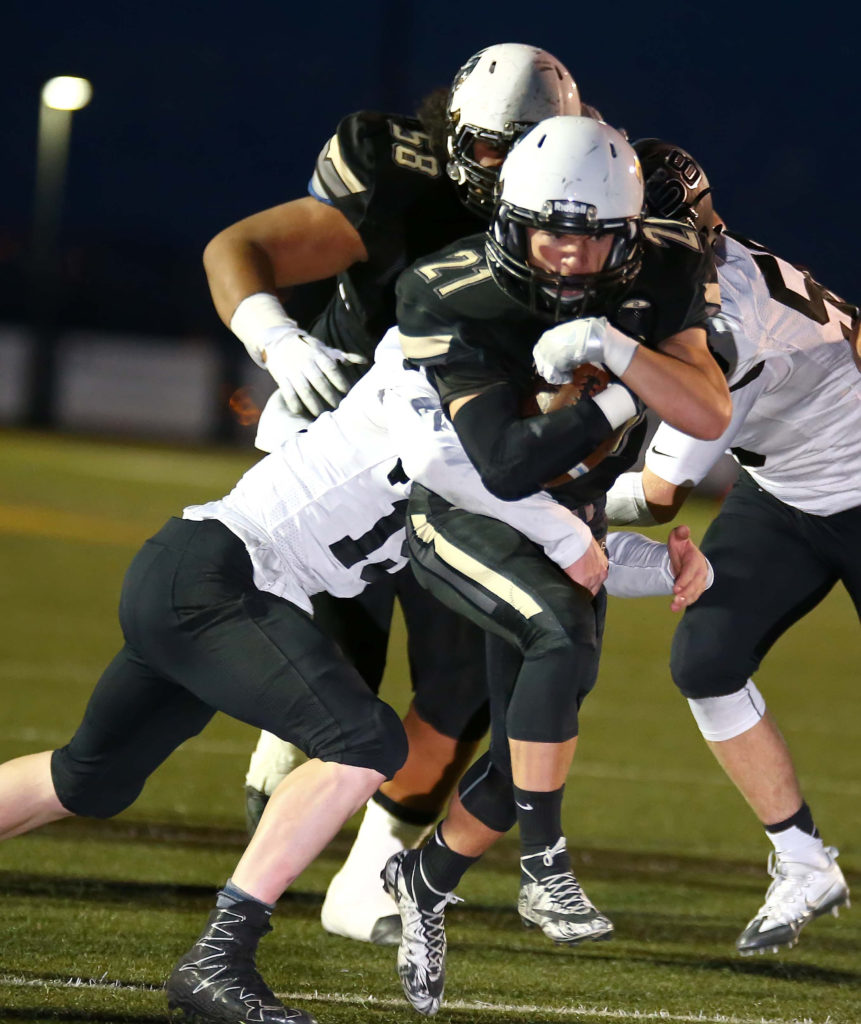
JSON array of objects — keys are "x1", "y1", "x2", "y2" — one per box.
[
  {"x1": 260, "y1": 325, "x2": 365, "y2": 417},
  {"x1": 533, "y1": 316, "x2": 640, "y2": 383},
  {"x1": 230, "y1": 291, "x2": 366, "y2": 418}
]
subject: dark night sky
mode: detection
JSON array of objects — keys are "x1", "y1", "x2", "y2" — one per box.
[{"x1": 5, "y1": 1, "x2": 860, "y2": 309}]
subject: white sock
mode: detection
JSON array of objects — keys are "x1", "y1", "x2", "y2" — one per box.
[{"x1": 767, "y1": 825, "x2": 828, "y2": 866}]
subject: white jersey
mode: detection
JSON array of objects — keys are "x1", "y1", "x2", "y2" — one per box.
[
  {"x1": 645, "y1": 233, "x2": 861, "y2": 516},
  {"x1": 184, "y1": 343, "x2": 412, "y2": 613},
  {"x1": 186, "y1": 330, "x2": 688, "y2": 611}
]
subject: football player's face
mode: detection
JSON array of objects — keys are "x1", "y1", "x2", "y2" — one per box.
[
  {"x1": 472, "y1": 139, "x2": 506, "y2": 168},
  {"x1": 527, "y1": 230, "x2": 613, "y2": 276}
]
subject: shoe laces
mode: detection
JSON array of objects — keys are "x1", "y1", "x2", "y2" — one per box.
[
  {"x1": 759, "y1": 847, "x2": 836, "y2": 921},
  {"x1": 430, "y1": 890, "x2": 464, "y2": 914},
  {"x1": 538, "y1": 872, "x2": 595, "y2": 914},
  {"x1": 520, "y1": 835, "x2": 568, "y2": 877},
  {"x1": 402, "y1": 892, "x2": 461, "y2": 972}
]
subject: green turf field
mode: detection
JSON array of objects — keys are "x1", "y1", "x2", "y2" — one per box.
[{"x1": 0, "y1": 430, "x2": 857, "y2": 1024}]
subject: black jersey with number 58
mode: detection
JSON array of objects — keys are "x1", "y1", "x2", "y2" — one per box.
[{"x1": 305, "y1": 111, "x2": 485, "y2": 360}]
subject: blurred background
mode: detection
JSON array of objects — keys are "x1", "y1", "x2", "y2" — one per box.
[
  {"x1": 2, "y1": 11, "x2": 859, "y2": 1017},
  {"x1": 2, "y1": 0, "x2": 858, "y2": 445}
]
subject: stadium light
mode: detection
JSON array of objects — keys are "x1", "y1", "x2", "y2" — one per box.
[
  {"x1": 33, "y1": 76, "x2": 93, "y2": 262},
  {"x1": 28, "y1": 76, "x2": 93, "y2": 425},
  {"x1": 41, "y1": 76, "x2": 93, "y2": 111}
]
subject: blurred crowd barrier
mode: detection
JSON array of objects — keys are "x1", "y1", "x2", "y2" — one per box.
[{"x1": 0, "y1": 324, "x2": 270, "y2": 443}]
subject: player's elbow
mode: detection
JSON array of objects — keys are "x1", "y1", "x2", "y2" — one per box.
[
  {"x1": 202, "y1": 230, "x2": 226, "y2": 277},
  {"x1": 649, "y1": 501, "x2": 680, "y2": 525},
  {"x1": 696, "y1": 400, "x2": 733, "y2": 441},
  {"x1": 203, "y1": 222, "x2": 258, "y2": 278},
  {"x1": 676, "y1": 393, "x2": 732, "y2": 441},
  {"x1": 479, "y1": 465, "x2": 535, "y2": 502}
]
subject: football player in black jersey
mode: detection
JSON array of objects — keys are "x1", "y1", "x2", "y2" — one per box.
[
  {"x1": 381, "y1": 116, "x2": 731, "y2": 1015},
  {"x1": 606, "y1": 139, "x2": 853, "y2": 957},
  {"x1": 203, "y1": 43, "x2": 585, "y2": 945}
]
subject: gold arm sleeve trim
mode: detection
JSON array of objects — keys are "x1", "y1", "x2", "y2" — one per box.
[{"x1": 398, "y1": 330, "x2": 453, "y2": 361}]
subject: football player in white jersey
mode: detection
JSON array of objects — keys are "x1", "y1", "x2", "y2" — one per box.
[
  {"x1": 204, "y1": 43, "x2": 591, "y2": 945},
  {"x1": 606, "y1": 139, "x2": 857, "y2": 957},
  {"x1": 0, "y1": 329, "x2": 712, "y2": 1024}
]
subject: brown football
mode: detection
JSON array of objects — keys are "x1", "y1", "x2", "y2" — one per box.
[{"x1": 522, "y1": 362, "x2": 630, "y2": 485}]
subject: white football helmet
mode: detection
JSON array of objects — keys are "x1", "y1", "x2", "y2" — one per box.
[
  {"x1": 486, "y1": 115, "x2": 644, "y2": 321},
  {"x1": 446, "y1": 43, "x2": 581, "y2": 215}
]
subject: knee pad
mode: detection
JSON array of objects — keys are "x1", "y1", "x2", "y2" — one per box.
[
  {"x1": 687, "y1": 679, "x2": 766, "y2": 741},
  {"x1": 50, "y1": 747, "x2": 143, "y2": 819},
  {"x1": 457, "y1": 751, "x2": 518, "y2": 833},
  {"x1": 505, "y1": 640, "x2": 596, "y2": 743},
  {"x1": 670, "y1": 616, "x2": 754, "y2": 700}
]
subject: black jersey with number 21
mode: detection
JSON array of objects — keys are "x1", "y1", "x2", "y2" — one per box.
[{"x1": 396, "y1": 220, "x2": 716, "y2": 504}]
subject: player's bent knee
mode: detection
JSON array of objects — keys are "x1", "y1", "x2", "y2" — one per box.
[
  {"x1": 670, "y1": 617, "x2": 753, "y2": 698},
  {"x1": 332, "y1": 700, "x2": 408, "y2": 781},
  {"x1": 457, "y1": 752, "x2": 518, "y2": 833},
  {"x1": 508, "y1": 639, "x2": 596, "y2": 742},
  {"x1": 686, "y1": 680, "x2": 767, "y2": 741},
  {"x1": 50, "y1": 749, "x2": 144, "y2": 818}
]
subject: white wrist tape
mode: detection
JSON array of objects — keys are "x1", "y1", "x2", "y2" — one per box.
[
  {"x1": 230, "y1": 292, "x2": 298, "y2": 368},
  {"x1": 687, "y1": 679, "x2": 766, "y2": 742},
  {"x1": 592, "y1": 383, "x2": 638, "y2": 429},
  {"x1": 605, "y1": 472, "x2": 656, "y2": 526},
  {"x1": 602, "y1": 322, "x2": 639, "y2": 377}
]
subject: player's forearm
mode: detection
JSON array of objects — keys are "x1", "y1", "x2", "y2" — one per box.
[
  {"x1": 620, "y1": 344, "x2": 731, "y2": 440},
  {"x1": 203, "y1": 230, "x2": 279, "y2": 328},
  {"x1": 605, "y1": 530, "x2": 713, "y2": 599},
  {"x1": 421, "y1": 449, "x2": 593, "y2": 567},
  {"x1": 618, "y1": 344, "x2": 733, "y2": 440},
  {"x1": 451, "y1": 386, "x2": 621, "y2": 500},
  {"x1": 386, "y1": 379, "x2": 593, "y2": 566},
  {"x1": 605, "y1": 532, "x2": 674, "y2": 597}
]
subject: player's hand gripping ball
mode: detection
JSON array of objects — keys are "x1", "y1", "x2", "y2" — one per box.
[{"x1": 522, "y1": 363, "x2": 636, "y2": 485}]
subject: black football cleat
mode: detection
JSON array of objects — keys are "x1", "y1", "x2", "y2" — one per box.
[{"x1": 166, "y1": 901, "x2": 317, "y2": 1023}]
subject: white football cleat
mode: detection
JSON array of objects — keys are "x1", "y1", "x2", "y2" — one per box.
[
  {"x1": 736, "y1": 845, "x2": 850, "y2": 955},
  {"x1": 381, "y1": 848, "x2": 462, "y2": 1016},
  {"x1": 321, "y1": 799, "x2": 434, "y2": 945},
  {"x1": 518, "y1": 838, "x2": 614, "y2": 945}
]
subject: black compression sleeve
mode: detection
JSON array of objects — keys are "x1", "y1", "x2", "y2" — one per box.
[{"x1": 452, "y1": 384, "x2": 617, "y2": 500}]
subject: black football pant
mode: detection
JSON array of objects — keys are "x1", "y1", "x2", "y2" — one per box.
[
  {"x1": 671, "y1": 471, "x2": 861, "y2": 699},
  {"x1": 51, "y1": 518, "x2": 408, "y2": 818},
  {"x1": 405, "y1": 484, "x2": 605, "y2": 829},
  {"x1": 311, "y1": 563, "x2": 489, "y2": 742}
]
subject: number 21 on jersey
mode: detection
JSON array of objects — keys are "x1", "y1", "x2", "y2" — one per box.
[{"x1": 415, "y1": 249, "x2": 492, "y2": 297}]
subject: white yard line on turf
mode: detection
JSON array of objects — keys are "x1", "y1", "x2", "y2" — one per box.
[{"x1": 0, "y1": 974, "x2": 833, "y2": 1024}]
